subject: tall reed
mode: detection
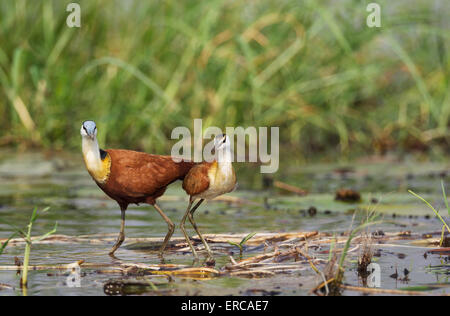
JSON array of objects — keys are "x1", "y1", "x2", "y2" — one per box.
[{"x1": 0, "y1": 0, "x2": 448, "y2": 159}]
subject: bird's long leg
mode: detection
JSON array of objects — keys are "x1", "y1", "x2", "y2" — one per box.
[
  {"x1": 153, "y1": 203, "x2": 175, "y2": 256},
  {"x1": 187, "y1": 199, "x2": 213, "y2": 258},
  {"x1": 109, "y1": 207, "x2": 126, "y2": 256},
  {"x1": 180, "y1": 198, "x2": 198, "y2": 259}
]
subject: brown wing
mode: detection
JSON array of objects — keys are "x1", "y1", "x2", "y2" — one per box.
[
  {"x1": 105, "y1": 149, "x2": 194, "y2": 198},
  {"x1": 182, "y1": 162, "x2": 212, "y2": 196}
]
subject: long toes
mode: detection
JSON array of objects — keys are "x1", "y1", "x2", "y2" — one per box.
[{"x1": 205, "y1": 257, "x2": 215, "y2": 266}]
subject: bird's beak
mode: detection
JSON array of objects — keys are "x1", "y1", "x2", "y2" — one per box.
[{"x1": 89, "y1": 133, "x2": 95, "y2": 140}]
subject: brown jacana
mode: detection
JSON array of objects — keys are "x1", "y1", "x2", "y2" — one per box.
[
  {"x1": 181, "y1": 134, "x2": 236, "y2": 260},
  {"x1": 80, "y1": 120, "x2": 194, "y2": 257}
]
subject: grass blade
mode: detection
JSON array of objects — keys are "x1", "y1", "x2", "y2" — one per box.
[
  {"x1": 408, "y1": 189, "x2": 450, "y2": 233},
  {"x1": 0, "y1": 232, "x2": 17, "y2": 255},
  {"x1": 240, "y1": 232, "x2": 256, "y2": 246},
  {"x1": 441, "y1": 180, "x2": 450, "y2": 216}
]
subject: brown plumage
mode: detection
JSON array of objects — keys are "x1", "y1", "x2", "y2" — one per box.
[
  {"x1": 99, "y1": 149, "x2": 193, "y2": 207},
  {"x1": 182, "y1": 162, "x2": 214, "y2": 197},
  {"x1": 180, "y1": 135, "x2": 236, "y2": 261},
  {"x1": 80, "y1": 121, "x2": 194, "y2": 256}
]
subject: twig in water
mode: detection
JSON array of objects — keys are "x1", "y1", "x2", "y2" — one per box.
[
  {"x1": 340, "y1": 285, "x2": 450, "y2": 296},
  {"x1": 274, "y1": 181, "x2": 308, "y2": 196}
]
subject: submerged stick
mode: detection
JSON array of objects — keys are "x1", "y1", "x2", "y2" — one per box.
[
  {"x1": 0, "y1": 260, "x2": 85, "y2": 271},
  {"x1": 0, "y1": 231, "x2": 319, "y2": 248},
  {"x1": 340, "y1": 285, "x2": 450, "y2": 296},
  {"x1": 274, "y1": 181, "x2": 308, "y2": 196}
]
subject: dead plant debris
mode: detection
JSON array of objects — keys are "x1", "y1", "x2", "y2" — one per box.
[
  {"x1": 1, "y1": 230, "x2": 449, "y2": 296},
  {"x1": 335, "y1": 189, "x2": 361, "y2": 202}
]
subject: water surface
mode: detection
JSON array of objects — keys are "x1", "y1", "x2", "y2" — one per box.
[{"x1": 0, "y1": 151, "x2": 449, "y2": 295}]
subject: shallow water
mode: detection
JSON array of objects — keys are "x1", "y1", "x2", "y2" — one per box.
[{"x1": 0, "y1": 151, "x2": 449, "y2": 296}]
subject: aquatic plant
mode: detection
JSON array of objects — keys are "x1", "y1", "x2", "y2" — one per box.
[
  {"x1": 19, "y1": 207, "x2": 57, "y2": 287},
  {"x1": 227, "y1": 232, "x2": 256, "y2": 259},
  {"x1": 0, "y1": 206, "x2": 57, "y2": 292},
  {"x1": 338, "y1": 214, "x2": 380, "y2": 278},
  {"x1": 409, "y1": 180, "x2": 450, "y2": 246},
  {"x1": 317, "y1": 212, "x2": 381, "y2": 295},
  {"x1": 0, "y1": 233, "x2": 17, "y2": 256},
  {"x1": 357, "y1": 234, "x2": 374, "y2": 282},
  {"x1": 0, "y1": 207, "x2": 58, "y2": 288}
]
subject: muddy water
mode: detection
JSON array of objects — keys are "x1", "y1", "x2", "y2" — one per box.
[{"x1": 0, "y1": 151, "x2": 449, "y2": 296}]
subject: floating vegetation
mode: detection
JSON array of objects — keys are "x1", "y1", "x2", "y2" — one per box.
[
  {"x1": 357, "y1": 234, "x2": 374, "y2": 283},
  {"x1": 335, "y1": 189, "x2": 362, "y2": 203},
  {"x1": 425, "y1": 264, "x2": 450, "y2": 276},
  {"x1": 1, "y1": 228, "x2": 448, "y2": 295},
  {"x1": 104, "y1": 277, "x2": 176, "y2": 296},
  {"x1": 2, "y1": 155, "x2": 450, "y2": 295}
]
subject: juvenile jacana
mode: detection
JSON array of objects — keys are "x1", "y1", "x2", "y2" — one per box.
[
  {"x1": 181, "y1": 134, "x2": 236, "y2": 260},
  {"x1": 80, "y1": 120, "x2": 194, "y2": 256}
]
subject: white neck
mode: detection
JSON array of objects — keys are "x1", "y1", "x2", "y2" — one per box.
[
  {"x1": 82, "y1": 136, "x2": 102, "y2": 172},
  {"x1": 217, "y1": 145, "x2": 232, "y2": 171}
]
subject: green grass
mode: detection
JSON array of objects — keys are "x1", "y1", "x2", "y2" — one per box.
[
  {"x1": 0, "y1": 233, "x2": 16, "y2": 256},
  {"x1": 0, "y1": 0, "x2": 449, "y2": 160},
  {"x1": 0, "y1": 206, "x2": 57, "y2": 290},
  {"x1": 227, "y1": 232, "x2": 256, "y2": 259},
  {"x1": 20, "y1": 207, "x2": 57, "y2": 288},
  {"x1": 409, "y1": 180, "x2": 450, "y2": 245}
]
